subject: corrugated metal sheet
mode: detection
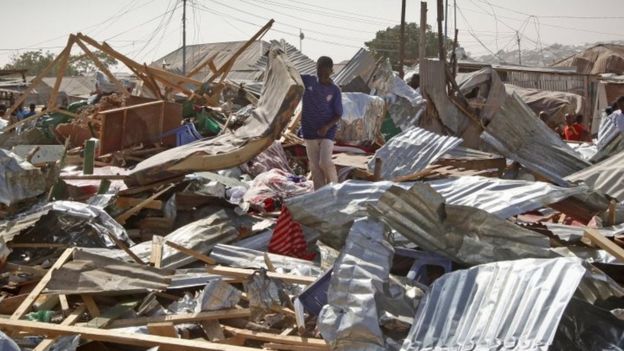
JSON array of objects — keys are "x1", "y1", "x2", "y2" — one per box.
[
  {"x1": 336, "y1": 93, "x2": 385, "y2": 146},
  {"x1": 428, "y1": 176, "x2": 587, "y2": 219},
  {"x1": 453, "y1": 66, "x2": 590, "y2": 185},
  {"x1": 287, "y1": 177, "x2": 583, "y2": 249},
  {"x1": 368, "y1": 127, "x2": 462, "y2": 179},
  {"x1": 421, "y1": 60, "x2": 482, "y2": 148},
  {"x1": 318, "y1": 218, "x2": 391, "y2": 351},
  {"x1": 131, "y1": 210, "x2": 239, "y2": 269},
  {"x1": 0, "y1": 149, "x2": 45, "y2": 207},
  {"x1": 481, "y1": 91, "x2": 590, "y2": 185},
  {"x1": 152, "y1": 39, "x2": 315, "y2": 83},
  {"x1": 333, "y1": 48, "x2": 377, "y2": 87},
  {"x1": 285, "y1": 181, "x2": 410, "y2": 249},
  {"x1": 566, "y1": 150, "x2": 624, "y2": 201},
  {"x1": 209, "y1": 244, "x2": 322, "y2": 277},
  {"x1": 401, "y1": 257, "x2": 586, "y2": 351},
  {"x1": 368, "y1": 184, "x2": 554, "y2": 265}
]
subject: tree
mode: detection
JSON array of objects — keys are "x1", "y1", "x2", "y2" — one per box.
[
  {"x1": 365, "y1": 23, "x2": 455, "y2": 70},
  {"x1": 4, "y1": 49, "x2": 118, "y2": 77}
]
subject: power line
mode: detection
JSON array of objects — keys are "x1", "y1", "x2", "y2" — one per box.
[
  {"x1": 204, "y1": 0, "x2": 370, "y2": 42},
  {"x1": 191, "y1": 2, "x2": 362, "y2": 49},
  {"x1": 238, "y1": 0, "x2": 381, "y2": 36}
]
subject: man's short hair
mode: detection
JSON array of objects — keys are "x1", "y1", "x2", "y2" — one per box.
[
  {"x1": 317, "y1": 56, "x2": 333, "y2": 69},
  {"x1": 29, "y1": 103, "x2": 35, "y2": 109},
  {"x1": 617, "y1": 95, "x2": 624, "y2": 104}
]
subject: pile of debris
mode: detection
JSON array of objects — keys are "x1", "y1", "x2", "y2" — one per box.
[{"x1": 0, "y1": 24, "x2": 623, "y2": 351}]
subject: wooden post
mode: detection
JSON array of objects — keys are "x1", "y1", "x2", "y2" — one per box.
[
  {"x1": 373, "y1": 158, "x2": 383, "y2": 181},
  {"x1": 437, "y1": 0, "x2": 446, "y2": 63},
  {"x1": 451, "y1": 28, "x2": 459, "y2": 78},
  {"x1": 83, "y1": 138, "x2": 96, "y2": 175},
  {"x1": 419, "y1": 2, "x2": 427, "y2": 64},
  {"x1": 97, "y1": 179, "x2": 111, "y2": 194},
  {"x1": 399, "y1": 0, "x2": 406, "y2": 78}
]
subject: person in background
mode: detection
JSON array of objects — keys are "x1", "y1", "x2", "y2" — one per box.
[
  {"x1": 22, "y1": 103, "x2": 36, "y2": 119},
  {"x1": 563, "y1": 113, "x2": 586, "y2": 141},
  {"x1": 300, "y1": 56, "x2": 343, "y2": 190}
]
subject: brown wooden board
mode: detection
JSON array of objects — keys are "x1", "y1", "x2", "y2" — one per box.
[{"x1": 99, "y1": 96, "x2": 181, "y2": 155}]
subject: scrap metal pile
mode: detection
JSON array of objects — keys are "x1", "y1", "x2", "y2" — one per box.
[{"x1": 0, "y1": 29, "x2": 623, "y2": 351}]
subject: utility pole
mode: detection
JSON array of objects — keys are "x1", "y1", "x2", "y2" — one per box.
[
  {"x1": 399, "y1": 0, "x2": 406, "y2": 78},
  {"x1": 437, "y1": 0, "x2": 446, "y2": 62},
  {"x1": 182, "y1": 0, "x2": 187, "y2": 75},
  {"x1": 516, "y1": 31, "x2": 521, "y2": 65},
  {"x1": 444, "y1": 0, "x2": 448, "y2": 40},
  {"x1": 419, "y1": 1, "x2": 427, "y2": 63},
  {"x1": 454, "y1": 0, "x2": 457, "y2": 35}
]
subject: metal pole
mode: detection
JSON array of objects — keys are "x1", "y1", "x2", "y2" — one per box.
[
  {"x1": 182, "y1": 0, "x2": 187, "y2": 75},
  {"x1": 299, "y1": 29, "x2": 303, "y2": 52},
  {"x1": 399, "y1": 0, "x2": 406, "y2": 78},
  {"x1": 516, "y1": 31, "x2": 521, "y2": 65}
]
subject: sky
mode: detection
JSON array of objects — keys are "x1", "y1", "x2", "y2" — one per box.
[{"x1": 0, "y1": 0, "x2": 622, "y2": 71}]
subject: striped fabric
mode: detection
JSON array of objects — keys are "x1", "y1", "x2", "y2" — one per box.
[{"x1": 268, "y1": 206, "x2": 315, "y2": 260}]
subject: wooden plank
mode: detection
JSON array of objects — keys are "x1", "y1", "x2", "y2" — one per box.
[
  {"x1": 107, "y1": 308, "x2": 251, "y2": 328},
  {"x1": 585, "y1": 229, "x2": 624, "y2": 262},
  {"x1": 99, "y1": 100, "x2": 164, "y2": 115},
  {"x1": 11, "y1": 248, "x2": 74, "y2": 320},
  {"x1": 116, "y1": 197, "x2": 163, "y2": 210},
  {"x1": 165, "y1": 241, "x2": 216, "y2": 265},
  {"x1": 206, "y1": 266, "x2": 316, "y2": 285},
  {"x1": 60, "y1": 174, "x2": 127, "y2": 180},
  {"x1": 32, "y1": 305, "x2": 86, "y2": 351},
  {"x1": 59, "y1": 294, "x2": 70, "y2": 316},
  {"x1": 82, "y1": 295, "x2": 101, "y2": 318},
  {"x1": 151, "y1": 235, "x2": 164, "y2": 268},
  {"x1": 148, "y1": 322, "x2": 178, "y2": 337},
  {"x1": 0, "y1": 318, "x2": 258, "y2": 351},
  {"x1": 84, "y1": 300, "x2": 139, "y2": 329},
  {"x1": 105, "y1": 231, "x2": 145, "y2": 265},
  {"x1": 223, "y1": 326, "x2": 328, "y2": 348},
  {"x1": 115, "y1": 184, "x2": 174, "y2": 225},
  {"x1": 75, "y1": 37, "x2": 129, "y2": 97}
]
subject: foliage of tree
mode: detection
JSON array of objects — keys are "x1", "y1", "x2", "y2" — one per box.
[
  {"x1": 4, "y1": 49, "x2": 118, "y2": 77},
  {"x1": 365, "y1": 23, "x2": 455, "y2": 70}
]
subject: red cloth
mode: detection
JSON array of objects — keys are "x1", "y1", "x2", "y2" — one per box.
[
  {"x1": 563, "y1": 123, "x2": 585, "y2": 141},
  {"x1": 268, "y1": 206, "x2": 315, "y2": 260}
]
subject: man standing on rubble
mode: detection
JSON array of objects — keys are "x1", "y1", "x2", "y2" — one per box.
[{"x1": 300, "y1": 56, "x2": 343, "y2": 190}]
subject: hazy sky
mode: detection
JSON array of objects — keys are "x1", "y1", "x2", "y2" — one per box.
[{"x1": 1, "y1": 0, "x2": 622, "y2": 70}]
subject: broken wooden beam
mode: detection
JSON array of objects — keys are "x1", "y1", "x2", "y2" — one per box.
[
  {"x1": 584, "y1": 229, "x2": 624, "y2": 263},
  {"x1": 0, "y1": 318, "x2": 258, "y2": 351},
  {"x1": 205, "y1": 266, "x2": 316, "y2": 285},
  {"x1": 107, "y1": 308, "x2": 251, "y2": 328},
  {"x1": 223, "y1": 326, "x2": 328, "y2": 349},
  {"x1": 11, "y1": 248, "x2": 74, "y2": 320}
]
